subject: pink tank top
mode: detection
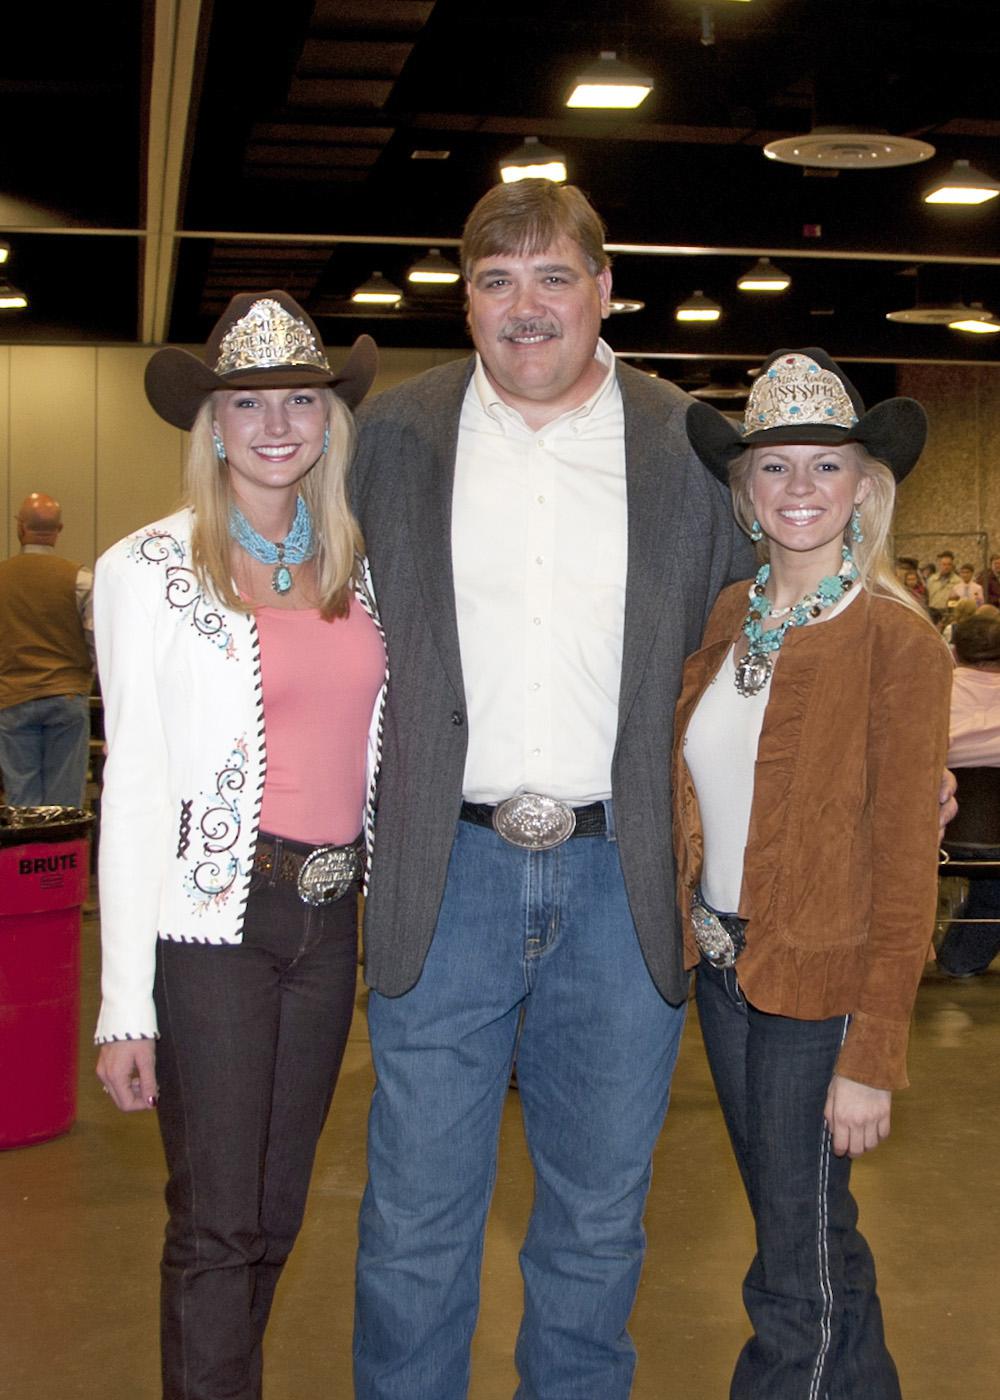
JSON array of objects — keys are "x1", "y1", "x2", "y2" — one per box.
[{"x1": 255, "y1": 599, "x2": 385, "y2": 845}]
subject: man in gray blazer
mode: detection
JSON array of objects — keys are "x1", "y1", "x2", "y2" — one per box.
[{"x1": 350, "y1": 180, "x2": 752, "y2": 1399}]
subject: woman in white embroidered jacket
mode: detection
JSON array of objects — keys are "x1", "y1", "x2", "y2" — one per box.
[{"x1": 94, "y1": 292, "x2": 384, "y2": 1400}]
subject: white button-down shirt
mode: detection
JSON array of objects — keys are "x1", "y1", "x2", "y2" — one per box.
[{"x1": 452, "y1": 340, "x2": 627, "y2": 803}]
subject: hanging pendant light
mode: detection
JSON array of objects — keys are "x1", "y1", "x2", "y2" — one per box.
[
  {"x1": 0, "y1": 278, "x2": 28, "y2": 310},
  {"x1": 948, "y1": 304, "x2": 1000, "y2": 334},
  {"x1": 406, "y1": 249, "x2": 461, "y2": 285},
  {"x1": 351, "y1": 272, "x2": 403, "y2": 306},
  {"x1": 923, "y1": 159, "x2": 1000, "y2": 205},
  {"x1": 675, "y1": 290, "x2": 721, "y2": 323},
  {"x1": 499, "y1": 137, "x2": 568, "y2": 184},
  {"x1": 566, "y1": 51, "x2": 653, "y2": 110},
  {"x1": 737, "y1": 257, "x2": 791, "y2": 292}
]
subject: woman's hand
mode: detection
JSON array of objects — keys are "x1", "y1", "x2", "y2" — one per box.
[
  {"x1": 823, "y1": 1074, "x2": 891, "y2": 1158},
  {"x1": 96, "y1": 1039, "x2": 158, "y2": 1112},
  {"x1": 938, "y1": 767, "x2": 958, "y2": 836}
]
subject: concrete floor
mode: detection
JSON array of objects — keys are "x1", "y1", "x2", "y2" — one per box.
[{"x1": 3, "y1": 909, "x2": 999, "y2": 1399}]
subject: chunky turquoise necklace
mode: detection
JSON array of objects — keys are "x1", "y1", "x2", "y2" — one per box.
[
  {"x1": 229, "y1": 495, "x2": 315, "y2": 595},
  {"x1": 734, "y1": 546, "x2": 858, "y2": 697}
]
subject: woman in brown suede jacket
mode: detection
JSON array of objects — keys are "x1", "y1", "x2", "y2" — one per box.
[{"x1": 677, "y1": 349, "x2": 951, "y2": 1400}]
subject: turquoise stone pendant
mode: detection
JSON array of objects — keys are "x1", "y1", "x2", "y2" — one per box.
[{"x1": 272, "y1": 563, "x2": 292, "y2": 594}]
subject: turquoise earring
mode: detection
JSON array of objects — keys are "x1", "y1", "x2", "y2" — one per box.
[
  {"x1": 322, "y1": 425, "x2": 330, "y2": 455},
  {"x1": 213, "y1": 433, "x2": 227, "y2": 462},
  {"x1": 750, "y1": 518, "x2": 763, "y2": 543},
  {"x1": 850, "y1": 506, "x2": 864, "y2": 544}
]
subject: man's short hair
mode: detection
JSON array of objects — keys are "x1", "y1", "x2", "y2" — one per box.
[
  {"x1": 937, "y1": 550, "x2": 955, "y2": 563},
  {"x1": 953, "y1": 612, "x2": 1000, "y2": 665},
  {"x1": 461, "y1": 181, "x2": 610, "y2": 280}
]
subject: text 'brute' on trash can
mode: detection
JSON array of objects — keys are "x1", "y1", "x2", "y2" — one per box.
[{"x1": 0, "y1": 805, "x2": 94, "y2": 1149}]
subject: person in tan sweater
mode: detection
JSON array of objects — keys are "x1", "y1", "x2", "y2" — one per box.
[
  {"x1": 677, "y1": 349, "x2": 952, "y2": 1400},
  {"x1": 0, "y1": 492, "x2": 94, "y2": 806}
]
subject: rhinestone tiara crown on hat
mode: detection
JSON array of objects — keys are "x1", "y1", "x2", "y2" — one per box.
[
  {"x1": 744, "y1": 352, "x2": 858, "y2": 435},
  {"x1": 214, "y1": 298, "x2": 329, "y2": 375}
]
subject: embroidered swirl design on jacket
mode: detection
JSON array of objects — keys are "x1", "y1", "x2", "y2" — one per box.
[
  {"x1": 129, "y1": 528, "x2": 237, "y2": 658},
  {"x1": 183, "y1": 737, "x2": 248, "y2": 910}
]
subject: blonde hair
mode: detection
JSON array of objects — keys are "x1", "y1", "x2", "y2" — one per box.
[
  {"x1": 185, "y1": 388, "x2": 362, "y2": 620},
  {"x1": 728, "y1": 441, "x2": 928, "y2": 621}
]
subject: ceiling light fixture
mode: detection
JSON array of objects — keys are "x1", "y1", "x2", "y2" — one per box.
[
  {"x1": 763, "y1": 126, "x2": 935, "y2": 170},
  {"x1": 608, "y1": 297, "x2": 645, "y2": 314},
  {"x1": 0, "y1": 240, "x2": 10, "y2": 265},
  {"x1": 499, "y1": 137, "x2": 568, "y2": 184},
  {"x1": 0, "y1": 278, "x2": 27, "y2": 310},
  {"x1": 923, "y1": 159, "x2": 1000, "y2": 205},
  {"x1": 675, "y1": 290, "x2": 721, "y2": 323},
  {"x1": 406, "y1": 249, "x2": 461, "y2": 285},
  {"x1": 736, "y1": 256, "x2": 791, "y2": 292},
  {"x1": 565, "y1": 51, "x2": 653, "y2": 109},
  {"x1": 949, "y1": 304, "x2": 1000, "y2": 334},
  {"x1": 351, "y1": 272, "x2": 403, "y2": 306},
  {"x1": 885, "y1": 303, "x2": 966, "y2": 325}
]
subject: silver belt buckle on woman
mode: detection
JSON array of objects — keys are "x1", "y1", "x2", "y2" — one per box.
[
  {"x1": 690, "y1": 889, "x2": 747, "y2": 969},
  {"x1": 254, "y1": 835, "x2": 363, "y2": 906}
]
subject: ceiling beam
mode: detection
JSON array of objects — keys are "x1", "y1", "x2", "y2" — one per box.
[{"x1": 142, "y1": 0, "x2": 203, "y2": 345}]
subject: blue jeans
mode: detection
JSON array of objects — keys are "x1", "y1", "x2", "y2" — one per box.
[
  {"x1": 354, "y1": 811, "x2": 686, "y2": 1400},
  {"x1": 0, "y1": 692, "x2": 90, "y2": 806},
  {"x1": 695, "y1": 960, "x2": 900, "y2": 1400},
  {"x1": 155, "y1": 861, "x2": 359, "y2": 1400}
]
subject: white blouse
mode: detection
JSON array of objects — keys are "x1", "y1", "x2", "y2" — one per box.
[{"x1": 684, "y1": 583, "x2": 861, "y2": 912}]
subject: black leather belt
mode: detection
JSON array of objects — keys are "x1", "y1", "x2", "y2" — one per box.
[{"x1": 460, "y1": 799, "x2": 607, "y2": 838}]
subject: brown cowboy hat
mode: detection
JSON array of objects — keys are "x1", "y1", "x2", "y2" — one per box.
[
  {"x1": 144, "y1": 290, "x2": 377, "y2": 429},
  {"x1": 686, "y1": 347, "x2": 927, "y2": 484}
]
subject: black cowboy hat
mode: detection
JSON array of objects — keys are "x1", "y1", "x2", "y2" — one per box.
[
  {"x1": 144, "y1": 290, "x2": 377, "y2": 430},
  {"x1": 686, "y1": 347, "x2": 927, "y2": 484}
]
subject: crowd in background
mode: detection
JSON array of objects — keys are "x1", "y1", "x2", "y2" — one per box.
[{"x1": 897, "y1": 550, "x2": 1000, "y2": 631}]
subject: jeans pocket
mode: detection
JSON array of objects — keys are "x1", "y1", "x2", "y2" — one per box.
[{"x1": 700, "y1": 955, "x2": 746, "y2": 1009}]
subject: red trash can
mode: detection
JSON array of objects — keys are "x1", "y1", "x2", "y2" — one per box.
[{"x1": 0, "y1": 806, "x2": 94, "y2": 1149}]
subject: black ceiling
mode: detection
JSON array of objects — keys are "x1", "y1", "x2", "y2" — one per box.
[{"x1": 3, "y1": 0, "x2": 1000, "y2": 397}]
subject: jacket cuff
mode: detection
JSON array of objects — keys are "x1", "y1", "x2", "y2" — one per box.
[
  {"x1": 94, "y1": 997, "x2": 159, "y2": 1046},
  {"x1": 834, "y1": 1010, "x2": 910, "y2": 1091}
]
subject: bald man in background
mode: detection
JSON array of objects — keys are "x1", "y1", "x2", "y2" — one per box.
[{"x1": 0, "y1": 492, "x2": 94, "y2": 806}]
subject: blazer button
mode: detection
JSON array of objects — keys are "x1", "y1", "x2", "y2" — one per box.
[{"x1": 451, "y1": 710, "x2": 464, "y2": 726}]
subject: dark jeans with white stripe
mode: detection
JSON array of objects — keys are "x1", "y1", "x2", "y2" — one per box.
[{"x1": 696, "y1": 960, "x2": 901, "y2": 1400}]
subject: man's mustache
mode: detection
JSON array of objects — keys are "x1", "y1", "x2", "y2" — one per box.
[{"x1": 498, "y1": 319, "x2": 561, "y2": 342}]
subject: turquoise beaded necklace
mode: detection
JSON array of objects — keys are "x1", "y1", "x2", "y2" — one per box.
[
  {"x1": 229, "y1": 494, "x2": 315, "y2": 595},
  {"x1": 734, "y1": 546, "x2": 858, "y2": 697}
]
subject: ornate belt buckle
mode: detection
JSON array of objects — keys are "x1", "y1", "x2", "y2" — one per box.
[
  {"x1": 492, "y1": 793, "x2": 576, "y2": 851},
  {"x1": 690, "y1": 894, "x2": 743, "y2": 969},
  {"x1": 297, "y1": 845, "x2": 361, "y2": 906}
]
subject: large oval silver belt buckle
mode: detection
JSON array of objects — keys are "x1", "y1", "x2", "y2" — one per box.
[
  {"x1": 297, "y1": 845, "x2": 361, "y2": 906},
  {"x1": 690, "y1": 897, "x2": 741, "y2": 969},
  {"x1": 492, "y1": 794, "x2": 576, "y2": 850}
]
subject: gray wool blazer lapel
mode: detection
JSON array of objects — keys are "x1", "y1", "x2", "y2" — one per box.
[
  {"x1": 401, "y1": 358, "x2": 474, "y2": 700},
  {"x1": 616, "y1": 365, "x2": 690, "y2": 735}
]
